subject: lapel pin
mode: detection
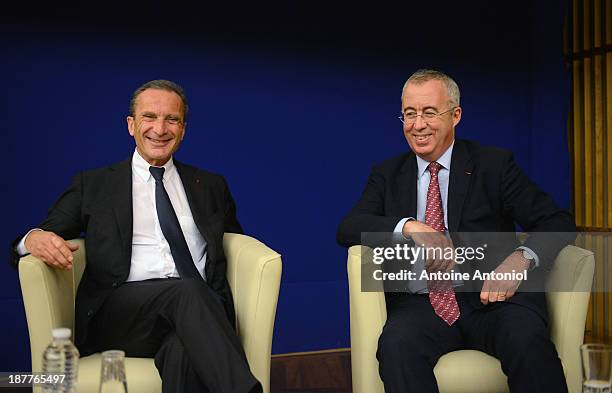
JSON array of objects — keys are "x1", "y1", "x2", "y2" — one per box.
[{"x1": 465, "y1": 171, "x2": 472, "y2": 175}]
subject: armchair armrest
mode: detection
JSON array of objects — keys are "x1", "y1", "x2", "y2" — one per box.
[
  {"x1": 546, "y1": 244, "x2": 595, "y2": 393},
  {"x1": 223, "y1": 233, "x2": 282, "y2": 393},
  {"x1": 347, "y1": 245, "x2": 386, "y2": 393},
  {"x1": 18, "y1": 238, "x2": 86, "y2": 372}
]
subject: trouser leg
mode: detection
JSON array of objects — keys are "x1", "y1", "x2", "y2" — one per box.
[
  {"x1": 462, "y1": 298, "x2": 568, "y2": 393},
  {"x1": 85, "y1": 278, "x2": 261, "y2": 393},
  {"x1": 377, "y1": 294, "x2": 464, "y2": 393},
  {"x1": 162, "y1": 279, "x2": 260, "y2": 393},
  {"x1": 155, "y1": 332, "x2": 209, "y2": 393}
]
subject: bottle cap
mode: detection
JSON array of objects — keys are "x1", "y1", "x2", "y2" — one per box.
[{"x1": 51, "y1": 328, "x2": 71, "y2": 340}]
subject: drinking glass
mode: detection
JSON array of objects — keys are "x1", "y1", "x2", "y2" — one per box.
[
  {"x1": 98, "y1": 350, "x2": 128, "y2": 393},
  {"x1": 581, "y1": 343, "x2": 612, "y2": 393}
]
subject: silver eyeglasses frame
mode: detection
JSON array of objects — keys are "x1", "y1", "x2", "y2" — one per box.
[{"x1": 398, "y1": 107, "x2": 457, "y2": 125}]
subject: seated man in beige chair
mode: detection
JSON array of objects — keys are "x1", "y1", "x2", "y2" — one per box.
[
  {"x1": 337, "y1": 69, "x2": 576, "y2": 393},
  {"x1": 10, "y1": 80, "x2": 261, "y2": 393}
]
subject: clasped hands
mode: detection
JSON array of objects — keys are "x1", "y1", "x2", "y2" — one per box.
[
  {"x1": 24, "y1": 230, "x2": 79, "y2": 270},
  {"x1": 402, "y1": 220, "x2": 530, "y2": 304}
]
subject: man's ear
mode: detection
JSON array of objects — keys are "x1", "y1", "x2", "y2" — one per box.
[
  {"x1": 127, "y1": 116, "x2": 135, "y2": 136},
  {"x1": 452, "y1": 107, "x2": 462, "y2": 128},
  {"x1": 181, "y1": 122, "x2": 187, "y2": 140}
]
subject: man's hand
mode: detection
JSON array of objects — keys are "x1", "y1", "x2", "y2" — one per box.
[
  {"x1": 24, "y1": 230, "x2": 79, "y2": 270},
  {"x1": 402, "y1": 220, "x2": 455, "y2": 273},
  {"x1": 480, "y1": 250, "x2": 530, "y2": 304}
]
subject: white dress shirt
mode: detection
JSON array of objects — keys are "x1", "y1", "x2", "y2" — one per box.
[{"x1": 128, "y1": 149, "x2": 207, "y2": 281}]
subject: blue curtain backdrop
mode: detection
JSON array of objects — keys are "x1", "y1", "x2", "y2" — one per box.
[{"x1": 2, "y1": 1, "x2": 570, "y2": 370}]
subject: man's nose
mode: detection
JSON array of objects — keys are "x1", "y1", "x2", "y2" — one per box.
[
  {"x1": 412, "y1": 115, "x2": 427, "y2": 130},
  {"x1": 151, "y1": 118, "x2": 167, "y2": 133}
]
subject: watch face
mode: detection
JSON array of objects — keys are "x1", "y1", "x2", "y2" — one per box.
[{"x1": 521, "y1": 250, "x2": 535, "y2": 270}]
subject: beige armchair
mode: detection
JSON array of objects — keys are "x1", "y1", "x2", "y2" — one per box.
[
  {"x1": 347, "y1": 244, "x2": 594, "y2": 393},
  {"x1": 19, "y1": 233, "x2": 282, "y2": 393}
]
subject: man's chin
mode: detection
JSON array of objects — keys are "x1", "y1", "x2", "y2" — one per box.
[
  {"x1": 145, "y1": 152, "x2": 172, "y2": 166},
  {"x1": 410, "y1": 145, "x2": 434, "y2": 158},
  {"x1": 148, "y1": 147, "x2": 172, "y2": 156}
]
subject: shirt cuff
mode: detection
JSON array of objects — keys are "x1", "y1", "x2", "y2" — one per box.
[
  {"x1": 16, "y1": 228, "x2": 43, "y2": 256},
  {"x1": 516, "y1": 245, "x2": 540, "y2": 270},
  {"x1": 394, "y1": 217, "x2": 416, "y2": 240}
]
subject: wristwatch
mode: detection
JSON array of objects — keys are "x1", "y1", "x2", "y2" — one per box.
[{"x1": 521, "y1": 250, "x2": 535, "y2": 270}]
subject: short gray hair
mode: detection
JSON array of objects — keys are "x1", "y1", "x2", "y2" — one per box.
[
  {"x1": 129, "y1": 79, "x2": 189, "y2": 120},
  {"x1": 402, "y1": 69, "x2": 460, "y2": 107}
]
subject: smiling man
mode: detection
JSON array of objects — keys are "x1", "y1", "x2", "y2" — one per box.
[
  {"x1": 128, "y1": 87, "x2": 186, "y2": 166},
  {"x1": 337, "y1": 69, "x2": 575, "y2": 393},
  {"x1": 11, "y1": 80, "x2": 262, "y2": 393}
]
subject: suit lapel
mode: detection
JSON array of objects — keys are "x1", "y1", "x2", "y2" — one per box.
[
  {"x1": 174, "y1": 161, "x2": 212, "y2": 238},
  {"x1": 110, "y1": 159, "x2": 133, "y2": 262},
  {"x1": 175, "y1": 161, "x2": 217, "y2": 279},
  {"x1": 447, "y1": 140, "x2": 474, "y2": 232},
  {"x1": 396, "y1": 153, "x2": 418, "y2": 217}
]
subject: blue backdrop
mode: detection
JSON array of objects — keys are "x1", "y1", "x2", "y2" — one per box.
[{"x1": 2, "y1": 1, "x2": 570, "y2": 370}]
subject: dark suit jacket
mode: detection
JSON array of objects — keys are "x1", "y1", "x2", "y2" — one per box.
[
  {"x1": 10, "y1": 157, "x2": 242, "y2": 350},
  {"x1": 337, "y1": 139, "x2": 576, "y2": 319}
]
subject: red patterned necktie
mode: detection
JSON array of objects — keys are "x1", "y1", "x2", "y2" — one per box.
[{"x1": 425, "y1": 162, "x2": 460, "y2": 326}]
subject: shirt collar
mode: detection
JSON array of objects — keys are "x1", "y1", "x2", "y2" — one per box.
[
  {"x1": 416, "y1": 141, "x2": 455, "y2": 179},
  {"x1": 131, "y1": 149, "x2": 176, "y2": 183}
]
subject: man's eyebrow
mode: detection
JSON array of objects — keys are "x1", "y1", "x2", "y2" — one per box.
[
  {"x1": 140, "y1": 111, "x2": 157, "y2": 116},
  {"x1": 402, "y1": 105, "x2": 438, "y2": 112}
]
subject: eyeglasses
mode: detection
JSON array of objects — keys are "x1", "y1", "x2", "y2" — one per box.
[{"x1": 398, "y1": 107, "x2": 456, "y2": 125}]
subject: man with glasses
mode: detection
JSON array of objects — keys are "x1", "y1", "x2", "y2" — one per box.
[
  {"x1": 337, "y1": 69, "x2": 575, "y2": 393},
  {"x1": 11, "y1": 80, "x2": 262, "y2": 393}
]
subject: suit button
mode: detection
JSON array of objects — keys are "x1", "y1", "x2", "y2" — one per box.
[
  {"x1": 111, "y1": 282, "x2": 118, "y2": 288},
  {"x1": 87, "y1": 310, "x2": 94, "y2": 317}
]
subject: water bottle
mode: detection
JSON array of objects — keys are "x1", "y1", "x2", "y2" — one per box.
[{"x1": 41, "y1": 327, "x2": 80, "y2": 392}]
